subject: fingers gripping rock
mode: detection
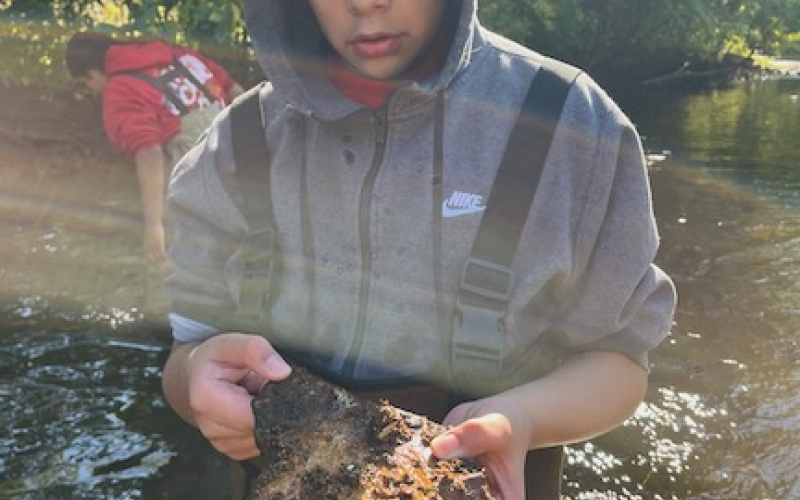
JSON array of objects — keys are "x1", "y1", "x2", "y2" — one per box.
[{"x1": 249, "y1": 366, "x2": 496, "y2": 500}]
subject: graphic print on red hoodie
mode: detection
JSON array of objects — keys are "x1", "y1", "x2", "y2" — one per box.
[{"x1": 102, "y1": 41, "x2": 235, "y2": 157}]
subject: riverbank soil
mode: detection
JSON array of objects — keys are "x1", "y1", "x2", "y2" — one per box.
[{"x1": 0, "y1": 83, "x2": 155, "y2": 329}]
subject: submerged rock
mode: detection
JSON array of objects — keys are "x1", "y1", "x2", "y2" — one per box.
[{"x1": 249, "y1": 366, "x2": 496, "y2": 500}]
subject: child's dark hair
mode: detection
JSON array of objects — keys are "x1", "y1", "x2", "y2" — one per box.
[{"x1": 64, "y1": 32, "x2": 120, "y2": 78}]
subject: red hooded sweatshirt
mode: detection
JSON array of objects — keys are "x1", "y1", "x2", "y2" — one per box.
[{"x1": 102, "y1": 41, "x2": 235, "y2": 157}]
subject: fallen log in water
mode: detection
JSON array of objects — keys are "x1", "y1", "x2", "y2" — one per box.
[{"x1": 249, "y1": 366, "x2": 496, "y2": 500}]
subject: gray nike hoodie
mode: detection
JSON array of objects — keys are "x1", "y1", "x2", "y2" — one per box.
[{"x1": 165, "y1": 0, "x2": 676, "y2": 389}]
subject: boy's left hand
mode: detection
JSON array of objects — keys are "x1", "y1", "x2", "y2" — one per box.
[{"x1": 430, "y1": 400, "x2": 529, "y2": 500}]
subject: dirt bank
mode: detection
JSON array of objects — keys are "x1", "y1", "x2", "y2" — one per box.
[{"x1": 0, "y1": 83, "x2": 158, "y2": 330}]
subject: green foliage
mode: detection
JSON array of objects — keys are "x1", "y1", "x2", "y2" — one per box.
[
  {"x1": 479, "y1": 0, "x2": 800, "y2": 87},
  {"x1": 1, "y1": 0, "x2": 798, "y2": 89},
  {"x1": 783, "y1": 32, "x2": 800, "y2": 57},
  {"x1": 0, "y1": 0, "x2": 245, "y2": 45}
]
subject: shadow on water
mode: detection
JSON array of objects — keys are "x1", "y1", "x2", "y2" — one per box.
[{"x1": 1, "y1": 77, "x2": 799, "y2": 499}]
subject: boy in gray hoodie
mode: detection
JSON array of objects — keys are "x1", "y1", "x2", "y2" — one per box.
[{"x1": 161, "y1": 1, "x2": 677, "y2": 498}]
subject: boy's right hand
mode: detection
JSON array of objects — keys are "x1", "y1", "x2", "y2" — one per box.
[
  {"x1": 142, "y1": 221, "x2": 167, "y2": 265},
  {"x1": 180, "y1": 333, "x2": 292, "y2": 460}
]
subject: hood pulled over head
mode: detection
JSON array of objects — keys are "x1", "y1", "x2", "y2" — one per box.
[
  {"x1": 105, "y1": 41, "x2": 175, "y2": 75},
  {"x1": 241, "y1": 0, "x2": 478, "y2": 118}
]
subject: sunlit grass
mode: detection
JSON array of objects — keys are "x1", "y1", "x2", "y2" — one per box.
[{"x1": 0, "y1": 21, "x2": 74, "y2": 86}]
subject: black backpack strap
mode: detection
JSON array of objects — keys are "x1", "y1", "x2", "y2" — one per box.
[
  {"x1": 168, "y1": 55, "x2": 217, "y2": 103},
  {"x1": 123, "y1": 69, "x2": 189, "y2": 115},
  {"x1": 228, "y1": 82, "x2": 277, "y2": 326},
  {"x1": 120, "y1": 56, "x2": 216, "y2": 116},
  {"x1": 451, "y1": 59, "x2": 582, "y2": 397}
]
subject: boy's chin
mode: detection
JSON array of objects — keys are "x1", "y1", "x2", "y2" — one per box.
[{"x1": 351, "y1": 62, "x2": 408, "y2": 82}]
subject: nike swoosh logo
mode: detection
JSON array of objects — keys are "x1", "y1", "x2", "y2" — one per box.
[{"x1": 442, "y1": 203, "x2": 486, "y2": 218}]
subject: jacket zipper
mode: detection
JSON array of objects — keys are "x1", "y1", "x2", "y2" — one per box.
[{"x1": 344, "y1": 108, "x2": 389, "y2": 378}]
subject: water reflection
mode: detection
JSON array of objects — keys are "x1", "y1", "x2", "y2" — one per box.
[
  {"x1": 627, "y1": 79, "x2": 800, "y2": 186},
  {"x1": 0, "y1": 315, "x2": 229, "y2": 500},
  {"x1": 563, "y1": 78, "x2": 800, "y2": 500}
]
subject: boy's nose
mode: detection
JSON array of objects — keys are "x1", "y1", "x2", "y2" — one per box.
[{"x1": 347, "y1": 0, "x2": 390, "y2": 15}]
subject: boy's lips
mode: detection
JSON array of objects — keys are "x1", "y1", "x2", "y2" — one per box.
[{"x1": 350, "y1": 33, "x2": 401, "y2": 59}]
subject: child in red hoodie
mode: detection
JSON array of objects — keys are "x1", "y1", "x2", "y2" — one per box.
[{"x1": 65, "y1": 32, "x2": 244, "y2": 265}]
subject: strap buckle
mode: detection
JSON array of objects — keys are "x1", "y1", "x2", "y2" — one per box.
[{"x1": 451, "y1": 258, "x2": 514, "y2": 396}]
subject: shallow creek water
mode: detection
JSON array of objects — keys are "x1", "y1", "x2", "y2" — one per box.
[{"x1": 1, "y1": 78, "x2": 799, "y2": 499}]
